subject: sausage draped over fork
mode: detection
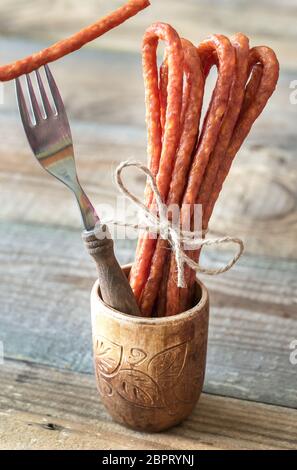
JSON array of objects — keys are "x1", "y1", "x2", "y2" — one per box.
[
  {"x1": 0, "y1": 0, "x2": 150, "y2": 81},
  {"x1": 3, "y1": 0, "x2": 278, "y2": 317}
]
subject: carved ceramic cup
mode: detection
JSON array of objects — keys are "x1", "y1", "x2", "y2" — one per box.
[{"x1": 91, "y1": 265, "x2": 209, "y2": 432}]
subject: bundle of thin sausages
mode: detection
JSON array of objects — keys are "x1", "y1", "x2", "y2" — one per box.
[
  {"x1": 0, "y1": 0, "x2": 150, "y2": 81},
  {"x1": 129, "y1": 22, "x2": 279, "y2": 317}
]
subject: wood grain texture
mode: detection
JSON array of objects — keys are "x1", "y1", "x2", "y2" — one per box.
[
  {"x1": 83, "y1": 232, "x2": 141, "y2": 316},
  {"x1": 0, "y1": 38, "x2": 296, "y2": 259},
  {"x1": 0, "y1": 360, "x2": 296, "y2": 450},
  {"x1": 0, "y1": 222, "x2": 296, "y2": 408},
  {"x1": 0, "y1": 0, "x2": 296, "y2": 68},
  {"x1": 0, "y1": 0, "x2": 296, "y2": 449},
  {"x1": 91, "y1": 274, "x2": 209, "y2": 432}
]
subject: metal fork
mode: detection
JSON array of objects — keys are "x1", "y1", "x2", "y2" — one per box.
[
  {"x1": 15, "y1": 65, "x2": 99, "y2": 231},
  {"x1": 15, "y1": 66, "x2": 140, "y2": 316}
]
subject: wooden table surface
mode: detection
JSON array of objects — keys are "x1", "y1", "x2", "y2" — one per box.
[{"x1": 0, "y1": 0, "x2": 296, "y2": 450}]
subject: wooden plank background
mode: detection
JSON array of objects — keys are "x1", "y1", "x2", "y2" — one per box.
[
  {"x1": 0, "y1": 0, "x2": 296, "y2": 449},
  {"x1": 1, "y1": 360, "x2": 296, "y2": 450}
]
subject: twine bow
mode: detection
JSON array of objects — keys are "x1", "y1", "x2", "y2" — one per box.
[{"x1": 110, "y1": 161, "x2": 244, "y2": 288}]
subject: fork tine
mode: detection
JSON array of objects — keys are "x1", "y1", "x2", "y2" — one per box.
[
  {"x1": 44, "y1": 64, "x2": 64, "y2": 116},
  {"x1": 26, "y1": 74, "x2": 43, "y2": 124},
  {"x1": 35, "y1": 69, "x2": 53, "y2": 118},
  {"x1": 15, "y1": 77, "x2": 34, "y2": 128}
]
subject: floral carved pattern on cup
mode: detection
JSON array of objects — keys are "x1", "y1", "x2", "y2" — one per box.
[
  {"x1": 173, "y1": 343, "x2": 207, "y2": 404},
  {"x1": 94, "y1": 335, "x2": 123, "y2": 376},
  {"x1": 116, "y1": 369, "x2": 164, "y2": 407},
  {"x1": 94, "y1": 335, "x2": 202, "y2": 410},
  {"x1": 147, "y1": 342, "x2": 188, "y2": 386},
  {"x1": 128, "y1": 348, "x2": 147, "y2": 366},
  {"x1": 98, "y1": 375, "x2": 114, "y2": 397}
]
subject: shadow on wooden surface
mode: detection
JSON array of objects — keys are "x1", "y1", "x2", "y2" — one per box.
[{"x1": 0, "y1": 0, "x2": 296, "y2": 449}]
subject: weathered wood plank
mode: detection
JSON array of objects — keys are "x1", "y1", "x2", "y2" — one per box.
[
  {"x1": 0, "y1": 0, "x2": 296, "y2": 449},
  {"x1": 0, "y1": 360, "x2": 296, "y2": 450},
  {"x1": 0, "y1": 38, "x2": 296, "y2": 260},
  {"x1": 0, "y1": 0, "x2": 296, "y2": 68},
  {"x1": 0, "y1": 222, "x2": 296, "y2": 408}
]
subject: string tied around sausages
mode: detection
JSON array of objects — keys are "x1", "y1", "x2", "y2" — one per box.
[{"x1": 106, "y1": 161, "x2": 244, "y2": 288}]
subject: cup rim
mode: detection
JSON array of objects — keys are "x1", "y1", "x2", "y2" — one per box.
[{"x1": 91, "y1": 264, "x2": 209, "y2": 326}]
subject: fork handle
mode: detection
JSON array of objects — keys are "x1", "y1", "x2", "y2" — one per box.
[{"x1": 82, "y1": 227, "x2": 141, "y2": 316}]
